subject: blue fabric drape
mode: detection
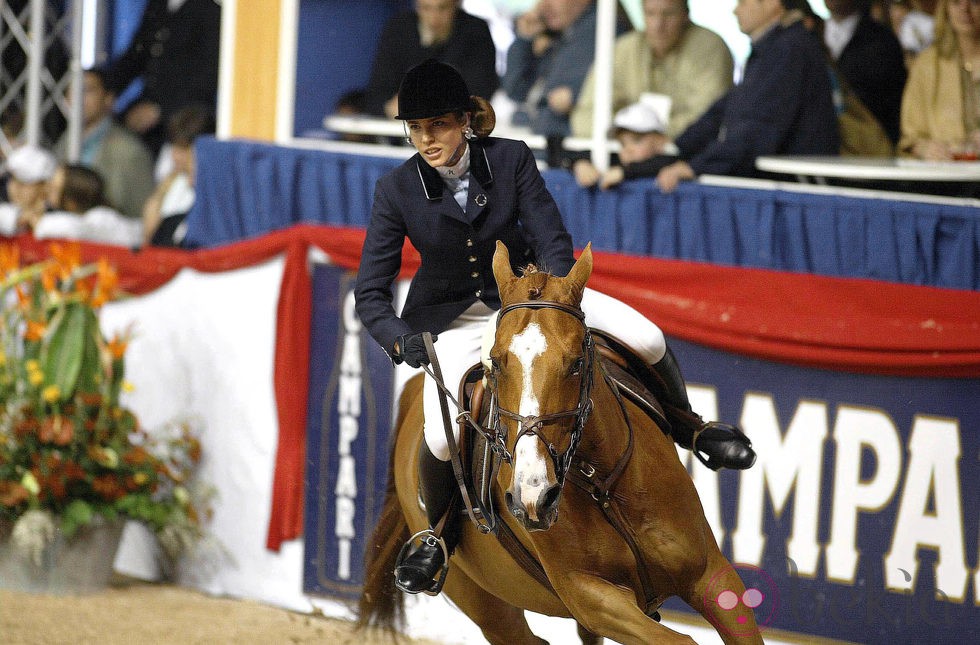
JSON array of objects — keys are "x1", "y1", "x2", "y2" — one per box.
[{"x1": 186, "y1": 137, "x2": 980, "y2": 290}]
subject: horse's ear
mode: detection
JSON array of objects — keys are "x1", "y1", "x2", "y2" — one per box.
[
  {"x1": 492, "y1": 241, "x2": 517, "y2": 288},
  {"x1": 565, "y1": 243, "x2": 593, "y2": 296}
]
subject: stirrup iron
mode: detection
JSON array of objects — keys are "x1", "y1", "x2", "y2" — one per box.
[{"x1": 395, "y1": 529, "x2": 450, "y2": 596}]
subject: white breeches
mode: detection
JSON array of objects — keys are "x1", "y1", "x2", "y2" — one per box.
[{"x1": 419, "y1": 290, "x2": 666, "y2": 461}]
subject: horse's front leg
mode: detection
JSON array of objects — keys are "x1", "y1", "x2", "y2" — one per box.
[
  {"x1": 681, "y1": 557, "x2": 765, "y2": 645},
  {"x1": 556, "y1": 572, "x2": 696, "y2": 645}
]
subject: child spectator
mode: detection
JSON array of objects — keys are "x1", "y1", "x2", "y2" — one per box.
[
  {"x1": 35, "y1": 164, "x2": 142, "y2": 247},
  {"x1": 0, "y1": 145, "x2": 57, "y2": 235},
  {"x1": 571, "y1": 96, "x2": 678, "y2": 189}
]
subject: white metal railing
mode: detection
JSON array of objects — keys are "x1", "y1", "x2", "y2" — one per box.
[
  {"x1": 321, "y1": 114, "x2": 620, "y2": 158},
  {"x1": 0, "y1": 0, "x2": 85, "y2": 158}
]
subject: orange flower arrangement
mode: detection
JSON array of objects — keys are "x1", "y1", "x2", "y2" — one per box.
[{"x1": 0, "y1": 243, "x2": 209, "y2": 567}]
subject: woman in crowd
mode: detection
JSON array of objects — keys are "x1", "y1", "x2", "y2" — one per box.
[
  {"x1": 899, "y1": 0, "x2": 980, "y2": 159},
  {"x1": 142, "y1": 104, "x2": 214, "y2": 247},
  {"x1": 353, "y1": 59, "x2": 754, "y2": 597}
]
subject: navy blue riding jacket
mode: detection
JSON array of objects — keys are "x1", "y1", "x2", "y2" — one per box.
[{"x1": 354, "y1": 137, "x2": 575, "y2": 358}]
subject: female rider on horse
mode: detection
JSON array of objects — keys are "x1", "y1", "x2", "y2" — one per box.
[{"x1": 353, "y1": 59, "x2": 754, "y2": 596}]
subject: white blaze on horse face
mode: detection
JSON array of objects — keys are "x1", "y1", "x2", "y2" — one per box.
[{"x1": 508, "y1": 322, "x2": 551, "y2": 509}]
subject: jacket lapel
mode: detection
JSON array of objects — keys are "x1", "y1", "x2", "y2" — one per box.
[
  {"x1": 415, "y1": 144, "x2": 495, "y2": 225},
  {"x1": 415, "y1": 156, "x2": 469, "y2": 224}
]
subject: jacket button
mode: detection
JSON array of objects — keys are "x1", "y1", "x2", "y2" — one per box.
[
  {"x1": 466, "y1": 239, "x2": 473, "y2": 247},
  {"x1": 471, "y1": 272, "x2": 479, "y2": 278},
  {"x1": 468, "y1": 256, "x2": 476, "y2": 262},
  {"x1": 475, "y1": 290, "x2": 482, "y2": 297}
]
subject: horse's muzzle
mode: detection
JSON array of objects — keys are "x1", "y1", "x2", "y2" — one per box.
[{"x1": 506, "y1": 484, "x2": 561, "y2": 531}]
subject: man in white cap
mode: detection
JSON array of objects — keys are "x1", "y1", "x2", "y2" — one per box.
[
  {"x1": 0, "y1": 145, "x2": 58, "y2": 235},
  {"x1": 572, "y1": 94, "x2": 680, "y2": 189}
]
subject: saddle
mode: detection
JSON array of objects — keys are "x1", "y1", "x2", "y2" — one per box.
[{"x1": 451, "y1": 331, "x2": 670, "y2": 614}]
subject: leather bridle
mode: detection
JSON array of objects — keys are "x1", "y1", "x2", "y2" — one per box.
[{"x1": 487, "y1": 300, "x2": 595, "y2": 485}]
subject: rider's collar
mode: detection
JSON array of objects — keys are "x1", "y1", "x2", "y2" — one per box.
[
  {"x1": 417, "y1": 140, "x2": 494, "y2": 201},
  {"x1": 436, "y1": 142, "x2": 470, "y2": 181}
]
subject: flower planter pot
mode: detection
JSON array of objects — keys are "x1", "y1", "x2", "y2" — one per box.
[{"x1": 0, "y1": 518, "x2": 125, "y2": 594}]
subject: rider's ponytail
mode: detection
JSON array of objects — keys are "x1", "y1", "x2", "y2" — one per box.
[{"x1": 468, "y1": 95, "x2": 496, "y2": 139}]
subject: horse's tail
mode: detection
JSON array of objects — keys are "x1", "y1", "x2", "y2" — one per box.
[
  {"x1": 356, "y1": 470, "x2": 409, "y2": 632},
  {"x1": 357, "y1": 375, "x2": 423, "y2": 633}
]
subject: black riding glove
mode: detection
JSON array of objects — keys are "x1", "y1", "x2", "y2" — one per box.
[{"x1": 394, "y1": 332, "x2": 436, "y2": 368}]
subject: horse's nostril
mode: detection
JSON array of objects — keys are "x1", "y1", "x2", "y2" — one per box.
[
  {"x1": 541, "y1": 485, "x2": 560, "y2": 513},
  {"x1": 505, "y1": 490, "x2": 525, "y2": 519}
]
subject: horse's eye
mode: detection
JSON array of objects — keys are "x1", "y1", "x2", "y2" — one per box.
[{"x1": 569, "y1": 358, "x2": 584, "y2": 376}]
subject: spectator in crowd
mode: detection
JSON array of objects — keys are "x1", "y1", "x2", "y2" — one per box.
[
  {"x1": 503, "y1": 0, "x2": 620, "y2": 137},
  {"x1": 784, "y1": 0, "x2": 826, "y2": 31},
  {"x1": 54, "y1": 70, "x2": 156, "y2": 221},
  {"x1": 890, "y1": 0, "x2": 937, "y2": 62},
  {"x1": 142, "y1": 105, "x2": 214, "y2": 247},
  {"x1": 361, "y1": 0, "x2": 498, "y2": 119},
  {"x1": 36, "y1": 164, "x2": 142, "y2": 246},
  {"x1": 572, "y1": 95, "x2": 680, "y2": 188},
  {"x1": 331, "y1": 90, "x2": 380, "y2": 144},
  {"x1": 0, "y1": 145, "x2": 57, "y2": 236},
  {"x1": 785, "y1": 0, "x2": 895, "y2": 155},
  {"x1": 653, "y1": 0, "x2": 841, "y2": 193},
  {"x1": 571, "y1": 0, "x2": 733, "y2": 139},
  {"x1": 823, "y1": 0, "x2": 907, "y2": 143},
  {"x1": 102, "y1": 0, "x2": 221, "y2": 155},
  {"x1": 899, "y1": 0, "x2": 980, "y2": 160},
  {"x1": 869, "y1": 0, "x2": 890, "y2": 19}
]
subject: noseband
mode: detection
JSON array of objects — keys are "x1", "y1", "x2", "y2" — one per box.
[{"x1": 488, "y1": 300, "x2": 595, "y2": 484}]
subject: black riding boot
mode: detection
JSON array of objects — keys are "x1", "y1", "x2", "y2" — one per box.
[
  {"x1": 651, "y1": 346, "x2": 756, "y2": 471},
  {"x1": 394, "y1": 443, "x2": 460, "y2": 595}
]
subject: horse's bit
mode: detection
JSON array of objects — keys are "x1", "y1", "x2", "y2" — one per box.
[{"x1": 488, "y1": 300, "x2": 595, "y2": 486}]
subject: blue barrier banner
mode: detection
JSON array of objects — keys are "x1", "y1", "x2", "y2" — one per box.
[
  {"x1": 303, "y1": 265, "x2": 394, "y2": 599},
  {"x1": 665, "y1": 338, "x2": 980, "y2": 643}
]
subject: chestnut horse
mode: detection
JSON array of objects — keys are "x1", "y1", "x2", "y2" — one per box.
[{"x1": 358, "y1": 243, "x2": 762, "y2": 644}]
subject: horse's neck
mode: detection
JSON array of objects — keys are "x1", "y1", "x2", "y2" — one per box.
[{"x1": 578, "y1": 370, "x2": 673, "y2": 481}]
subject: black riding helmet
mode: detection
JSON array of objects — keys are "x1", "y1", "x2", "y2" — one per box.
[{"x1": 395, "y1": 59, "x2": 472, "y2": 120}]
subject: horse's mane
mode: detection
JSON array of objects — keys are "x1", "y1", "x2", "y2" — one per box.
[{"x1": 513, "y1": 263, "x2": 580, "y2": 305}]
